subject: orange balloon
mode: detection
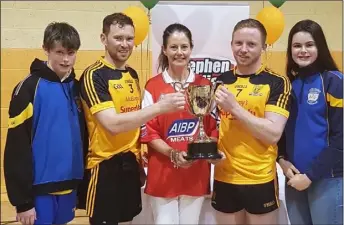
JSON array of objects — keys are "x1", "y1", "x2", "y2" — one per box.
[
  {"x1": 256, "y1": 6, "x2": 285, "y2": 45},
  {"x1": 123, "y1": 6, "x2": 149, "y2": 46}
]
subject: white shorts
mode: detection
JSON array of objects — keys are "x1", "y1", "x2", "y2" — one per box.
[{"x1": 149, "y1": 195, "x2": 205, "y2": 224}]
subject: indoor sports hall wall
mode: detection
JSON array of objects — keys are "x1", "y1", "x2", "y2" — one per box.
[{"x1": 1, "y1": 1, "x2": 343, "y2": 199}]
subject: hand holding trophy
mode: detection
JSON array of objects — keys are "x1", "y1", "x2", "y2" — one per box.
[{"x1": 174, "y1": 81, "x2": 223, "y2": 160}]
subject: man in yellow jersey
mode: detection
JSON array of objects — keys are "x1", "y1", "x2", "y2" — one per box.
[
  {"x1": 78, "y1": 13, "x2": 186, "y2": 225},
  {"x1": 211, "y1": 18, "x2": 292, "y2": 224}
]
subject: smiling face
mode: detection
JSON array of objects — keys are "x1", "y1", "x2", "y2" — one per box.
[
  {"x1": 291, "y1": 31, "x2": 318, "y2": 68},
  {"x1": 101, "y1": 23, "x2": 135, "y2": 64},
  {"x1": 231, "y1": 27, "x2": 265, "y2": 68},
  {"x1": 163, "y1": 31, "x2": 192, "y2": 70},
  {"x1": 44, "y1": 42, "x2": 77, "y2": 78}
]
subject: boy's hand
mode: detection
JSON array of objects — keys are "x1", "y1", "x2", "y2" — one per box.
[{"x1": 17, "y1": 208, "x2": 36, "y2": 225}]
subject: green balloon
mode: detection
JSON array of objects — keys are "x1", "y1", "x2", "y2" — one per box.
[
  {"x1": 269, "y1": 0, "x2": 286, "y2": 8},
  {"x1": 140, "y1": 0, "x2": 159, "y2": 10}
]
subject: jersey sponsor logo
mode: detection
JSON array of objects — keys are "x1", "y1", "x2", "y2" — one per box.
[
  {"x1": 249, "y1": 85, "x2": 264, "y2": 96},
  {"x1": 189, "y1": 57, "x2": 234, "y2": 82},
  {"x1": 167, "y1": 119, "x2": 198, "y2": 142},
  {"x1": 125, "y1": 79, "x2": 134, "y2": 84},
  {"x1": 220, "y1": 107, "x2": 256, "y2": 120},
  {"x1": 307, "y1": 88, "x2": 321, "y2": 105},
  {"x1": 113, "y1": 84, "x2": 124, "y2": 89},
  {"x1": 235, "y1": 84, "x2": 248, "y2": 89},
  {"x1": 126, "y1": 96, "x2": 140, "y2": 101},
  {"x1": 120, "y1": 104, "x2": 140, "y2": 112}
]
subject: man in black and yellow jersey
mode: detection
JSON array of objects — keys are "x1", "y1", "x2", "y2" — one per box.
[
  {"x1": 78, "y1": 13, "x2": 186, "y2": 225},
  {"x1": 211, "y1": 19, "x2": 292, "y2": 224}
]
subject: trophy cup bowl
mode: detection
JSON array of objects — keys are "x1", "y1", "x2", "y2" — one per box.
[{"x1": 183, "y1": 83, "x2": 222, "y2": 160}]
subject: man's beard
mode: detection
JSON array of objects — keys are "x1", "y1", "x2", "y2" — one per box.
[
  {"x1": 236, "y1": 54, "x2": 260, "y2": 67},
  {"x1": 109, "y1": 50, "x2": 131, "y2": 63}
]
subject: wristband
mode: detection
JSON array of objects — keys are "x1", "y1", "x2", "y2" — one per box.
[{"x1": 277, "y1": 155, "x2": 284, "y2": 162}]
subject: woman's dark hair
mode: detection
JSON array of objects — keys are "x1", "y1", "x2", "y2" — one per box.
[
  {"x1": 157, "y1": 23, "x2": 194, "y2": 72},
  {"x1": 286, "y1": 19, "x2": 338, "y2": 79}
]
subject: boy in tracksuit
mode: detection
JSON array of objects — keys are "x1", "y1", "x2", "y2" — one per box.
[{"x1": 4, "y1": 22, "x2": 85, "y2": 225}]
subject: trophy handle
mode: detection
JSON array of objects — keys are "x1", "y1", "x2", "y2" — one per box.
[
  {"x1": 185, "y1": 85, "x2": 194, "y2": 115},
  {"x1": 174, "y1": 81, "x2": 194, "y2": 115},
  {"x1": 208, "y1": 80, "x2": 224, "y2": 113}
]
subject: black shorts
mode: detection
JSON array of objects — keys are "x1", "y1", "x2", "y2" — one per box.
[
  {"x1": 85, "y1": 151, "x2": 142, "y2": 224},
  {"x1": 211, "y1": 179, "x2": 279, "y2": 214}
]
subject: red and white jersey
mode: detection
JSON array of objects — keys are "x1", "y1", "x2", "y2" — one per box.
[{"x1": 141, "y1": 70, "x2": 218, "y2": 198}]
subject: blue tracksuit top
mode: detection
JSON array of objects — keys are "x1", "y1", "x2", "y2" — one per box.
[
  {"x1": 4, "y1": 58, "x2": 86, "y2": 212},
  {"x1": 284, "y1": 70, "x2": 343, "y2": 181}
]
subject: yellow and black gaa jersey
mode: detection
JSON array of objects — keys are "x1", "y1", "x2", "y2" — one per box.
[
  {"x1": 80, "y1": 57, "x2": 141, "y2": 169},
  {"x1": 215, "y1": 66, "x2": 291, "y2": 185}
]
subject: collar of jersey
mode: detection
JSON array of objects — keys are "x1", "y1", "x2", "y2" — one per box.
[
  {"x1": 233, "y1": 64, "x2": 265, "y2": 76},
  {"x1": 162, "y1": 69, "x2": 195, "y2": 84},
  {"x1": 99, "y1": 56, "x2": 128, "y2": 72}
]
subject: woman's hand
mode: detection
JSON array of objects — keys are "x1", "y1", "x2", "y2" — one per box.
[{"x1": 278, "y1": 158, "x2": 300, "y2": 179}]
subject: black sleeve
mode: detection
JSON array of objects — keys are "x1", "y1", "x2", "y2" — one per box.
[
  {"x1": 80, "y1": 69, "x2": 113, "y2": 114},
  {"x1": 277, "y1": 131, "x2": 287, "y2": 161},
  {"x1": 266, "y1": 75, "x2": 292, "y2": 117},
  {"x1": 4, "y1": 76, "x2": 37, "y2": 213}
]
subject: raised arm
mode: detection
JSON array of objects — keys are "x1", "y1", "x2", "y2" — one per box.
[
  {"x1": 215, "y1": 76, "x2": 291, "y2": 145},
  {"x1": 80, "y1": 71, "x2": 185, "y2": 136}
]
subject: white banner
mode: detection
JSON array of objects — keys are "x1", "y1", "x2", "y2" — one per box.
[{"x1": 151, "y1": 1, "x2": 250, "y2": 82}]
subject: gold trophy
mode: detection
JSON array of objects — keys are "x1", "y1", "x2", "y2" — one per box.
[{"x1": 174, "y1": 81, "x2": 223, "y2": 160}]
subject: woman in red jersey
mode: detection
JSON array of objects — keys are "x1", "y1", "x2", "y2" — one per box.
[{"x1": 140, "y1": 23, "x2": 221, "y2": 224}]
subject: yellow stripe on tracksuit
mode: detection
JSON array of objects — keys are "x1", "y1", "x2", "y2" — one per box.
[
  {"x1": 50, "y1": 189, "x2": 73, "y2": 195},
  {"x1": 327, "y1": 93, "x2": 343, "y2": 107},
  {"x1": 86, "y1": 165, "x2": 99, "y2": 217},
  {"x1": 8, "y1": 103, "x2": 33, "y2": 128},
  {"x1": 9, "y1": 103, "x2": 73, "y2": 196}
]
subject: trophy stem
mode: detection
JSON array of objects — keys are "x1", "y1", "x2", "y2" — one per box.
[{"x1": 195, "y1": 116, "x2": 211, "y2": 143}]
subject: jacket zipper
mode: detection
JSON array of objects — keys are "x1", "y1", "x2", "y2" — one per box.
[{"x1": 299, "y1": 77, "x2": 305, "y2": 104}]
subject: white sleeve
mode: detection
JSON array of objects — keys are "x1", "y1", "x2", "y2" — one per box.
[
  {"x1": 141, "y1": 89, "x2": 154, "y2": 109},
  {"x1": 140, "y1": 89, "x2": 154, "y2": 132}
]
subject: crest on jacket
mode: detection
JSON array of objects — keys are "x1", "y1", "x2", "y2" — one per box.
[{"x1": 307, "y1": 88, "x2": 321, "y2": 105}]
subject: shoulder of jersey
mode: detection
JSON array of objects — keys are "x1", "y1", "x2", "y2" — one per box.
[
  {"x1": 217, "y1": 69, "x2": 235, "y2": 81},
  {"x1": 79, "y1": 60, "x2": 104, "y2": 79},
  {"x1": 124, "y1": 65, "x2": 138, "y2": 78},
  {"x1": 260, "y1": 68, "x2": 288, "y2": 82},
  {"x1": 261, "y1": 67, "x2": 282, "y2": 76}
]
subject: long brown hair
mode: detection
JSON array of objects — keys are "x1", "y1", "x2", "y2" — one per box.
[
  {"x1": 286, "y1": 20, "x2": 338, "y2": 81},
  {"x1": 157, "y1": 23, "x2": 194, "y2": 73}
]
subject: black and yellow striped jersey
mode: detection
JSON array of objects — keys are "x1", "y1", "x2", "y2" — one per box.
[
  {"x1": 80, "y1": 57, "x2": 141, "y2": 169},
  {"x1": 215, "y1": 65, "x2": 292, "y2": 185}
]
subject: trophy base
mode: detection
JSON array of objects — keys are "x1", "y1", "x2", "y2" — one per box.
[{"x1": 184, "y1": 142, "x2": 222, "y2": 160}]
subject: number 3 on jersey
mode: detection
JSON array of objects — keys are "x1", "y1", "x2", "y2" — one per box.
[{"x1": 129, "y1": 84, "x2": 134, "y2": 93}]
